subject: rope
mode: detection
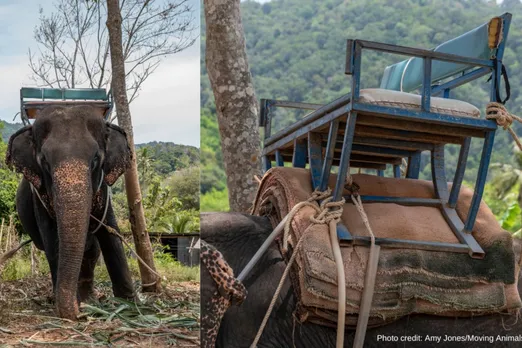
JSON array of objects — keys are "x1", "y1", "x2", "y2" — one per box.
[
  {"x1": 250, "y1": 231, "x2": 308, "y2": 348},
  {"x1": 348, "y1": 178, "x2": 381, "y2": 348},
  {"x1": 350, "y1": 194, "x2": 376, "y2": 245},
  {"x1": 30, "y1": 179, "x2": 163, "y2": 287},
  {"x1": 251, "y1": 188, "x2": 345, "y2": 348},
  {"x1": 90, "y1": 214, "x2": 165, "y2": 285},
  {"x1": 400, "y1": 158, "x2": 408, "y2": 177},
  {"x1": 282, "y1": 188, "x2": 341, "y2": 253},
  {"x1": 251, "y1": 175, "x2": 379, "y2": 348},
  {"x1": 486, "y1": 102, "x2": 522, "y2": 151}
]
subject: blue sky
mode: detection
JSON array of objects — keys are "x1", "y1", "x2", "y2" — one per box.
[{"x1": 0, "y1": 0, "x2": 200, "y2": 147}]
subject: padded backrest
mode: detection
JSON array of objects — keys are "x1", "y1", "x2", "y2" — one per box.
[
  {"x1": 21, "y1": 87, "x2": 109, "y2": 101},
  {"x1": 380, "y1": 16, "x2": 506, "y2": 92}
]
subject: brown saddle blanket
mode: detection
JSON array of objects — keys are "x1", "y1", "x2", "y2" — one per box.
[{"x1": 252, "y1": 167, "x2": 522, "y2": 328}]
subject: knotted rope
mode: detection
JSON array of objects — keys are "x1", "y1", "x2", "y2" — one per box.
[
  {"x1": 486, "y1": 102, "x2": 522, "y2": 151},
  {"x1": 251, "y1": 188, "x2": 346, "y2": 348},
  {"x1": 281, "y1": 188, "x2": 343, "y2": 253}
]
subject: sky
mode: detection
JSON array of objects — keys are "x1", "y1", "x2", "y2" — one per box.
[{"x1": 0, "y1": 0, "x2": 200, "y2": 147}]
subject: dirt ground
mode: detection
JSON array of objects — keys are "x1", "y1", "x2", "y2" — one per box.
[{"x1": 0, "y1": 276, "x2": 200, "y2": 347}]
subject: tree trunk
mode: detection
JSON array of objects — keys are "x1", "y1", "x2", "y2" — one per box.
[
  {"x1": 204, "y1": 0, "x2": 262, "y2": 212},
  {"x1": 106, "y1": 0, "x2": 160, "y2": 292}
]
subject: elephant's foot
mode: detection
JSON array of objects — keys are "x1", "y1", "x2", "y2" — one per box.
[
  {"x1": 113, "y1": 286, "x2": 136, "y2": 301},
  {"x1": 111, "y1": 277, "x2": 136, "y2": 300},
  {"x1": 55, "y1": 288, "x2": 79, "y2": 320}
]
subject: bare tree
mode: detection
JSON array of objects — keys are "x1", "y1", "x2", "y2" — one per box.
[
  {"x1": 106, "y1": 0, "x2": 159, "y2": 292},
  {"x1": 204, "y1": 0, "x2": 262, "y2": 212},
  {"x1": 30, "y1": 0, "x2": 196, "y2": 106}
]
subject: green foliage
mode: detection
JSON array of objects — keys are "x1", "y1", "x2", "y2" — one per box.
[
  {"x1": 166, "y1": 166, "x2": 200, "y2": 210},
  {"x1": 500, "y1": 202, "x2": 521, "y2": 232},
  {"x1": 0, "y1": 121, "x2": 23, "y2": 143},
  {"x1": 136, "y1": 142, "x2": 200, "y2": 175},
  {"x1": 1, "y1": 242, "x2": 199, "y2": 283},
  {"x1": 201, "y1": 188, "x2": 230, "y2": 212},
  {"x1": 201, "y1": 0, "x2": 522, "y2": 217},
  {"x1": 137, "y1": 166, "x2": 200, "y2": 233},
  {"x1": 0, "y1": 124, "x2": 21, "y2": 229},
  {"x1": 111, "y1": 142, "x2": 200, "y2": 233}
]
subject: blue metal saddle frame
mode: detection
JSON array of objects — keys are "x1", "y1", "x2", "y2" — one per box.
[
  {"x1": 20, "y1": 87, "x2": 113, "y2": 125},
  {"x1": 259, "y1": 13, "x2": 512, "y2": 259}
]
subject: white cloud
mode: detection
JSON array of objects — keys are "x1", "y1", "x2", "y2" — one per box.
[
  {"x1": 130, "y1": 50, "x2": 200, "y2": 147},
  {"x1": 0, "y1": 57, "x2": 33, "y2": 122}
]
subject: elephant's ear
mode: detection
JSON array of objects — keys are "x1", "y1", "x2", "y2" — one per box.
[
  {"x1": 104, "y1": 123, "x2": 132, "y2": 186},
  {"x1": 6, "y1": 125, "x2": 42, "y2": 189}
]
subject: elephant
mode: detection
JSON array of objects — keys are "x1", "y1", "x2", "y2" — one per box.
[
  {"x1": 6, "y1": 105, "x2": 135, "y2": 320},
  {"x1": 201, "y1": 212, "x2": 522, "y2": 348}
]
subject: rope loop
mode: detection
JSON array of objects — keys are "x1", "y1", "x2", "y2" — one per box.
[
  {"x1": 486, "y1": 102, "x2": 522, "y2": 151},
  {"x1": 281, "y1": 187, "x2": 344, "y2": 253},
  {"x1": 309, "y1": 196, "x2": 344, "y2": 225},
  {"x1": 345, "y1": 175, "x2": 360, "y2": 196}
]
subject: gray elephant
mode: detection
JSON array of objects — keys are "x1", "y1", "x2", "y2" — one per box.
[
  {"x1": 6, "y1": 105, "x2": 135, "y2": 320},
  {"x1": 201, "y1": 212, "x2": 522, "y2": 348}
]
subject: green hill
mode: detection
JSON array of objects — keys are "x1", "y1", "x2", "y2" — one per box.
[
  {"x1": 0, "y1": 121, "x2": 199, "y2": 170},
  {"x1": 201, "y1": 0, "x2": 522, "y2": 211},
  {"x1": 0, "y1": 121, "x2": 24, "y2": 143}
]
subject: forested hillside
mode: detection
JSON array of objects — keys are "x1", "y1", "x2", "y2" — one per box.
[{"x1": 201, "y1": 0, "x2": 522, "y2": 218}]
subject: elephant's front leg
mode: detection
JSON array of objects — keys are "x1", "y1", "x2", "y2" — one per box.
[
  {"x1": 34, "y1": 198, "x2": 60, "y2": 295},
  {"x1": 95, "y1": 207, "x2": 135, "y2": 299},
  {"x1": 78, "y1": 237, "x2": 101, "y2": 302}
]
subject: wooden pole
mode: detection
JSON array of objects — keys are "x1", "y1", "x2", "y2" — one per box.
[{"x1": 106, "y1": 0, "x2": 159, "y2": 292}]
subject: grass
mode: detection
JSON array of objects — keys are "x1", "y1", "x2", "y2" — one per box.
[
  {"x1": 1, "y1": 234, "x2": 199, "y2": 284},
  {"x1": 0, "y1": 229, "x2": 200, "y2": 346}
]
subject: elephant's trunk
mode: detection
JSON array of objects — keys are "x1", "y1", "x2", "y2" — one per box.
[{"x1": 52, "y1": 160, "x2": 92, "y2": 320}]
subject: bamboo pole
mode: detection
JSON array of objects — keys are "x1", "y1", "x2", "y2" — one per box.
[
  {"x1": 7, "y1": 216, "x2": 14, "y2": 252},
  {"x1": 31, "y1": 244, "x2": 35, "y2": 275},
  {"x1": 0, "y1": 218, "x2": 4, "y2": 253}
]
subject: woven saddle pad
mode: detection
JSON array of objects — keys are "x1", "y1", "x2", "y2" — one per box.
[{"x1": 252, "y1": 167, "x2": 522, "y2": 328}]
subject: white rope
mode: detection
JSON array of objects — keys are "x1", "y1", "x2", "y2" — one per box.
[
  {"x1": 251, "y1": 189, "x2": 345, "y2": 348},
  {"x1": 251, "y1": 174, "x2": 380, "y2": 348},
  {"x1": 348, "y1": 177, "x2": 381, "y2": 348},
  {"x1": 486, "y1": 102, "x2": 522, "y2": 151}
]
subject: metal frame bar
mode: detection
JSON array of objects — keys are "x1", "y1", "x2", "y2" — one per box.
[
  {"x1": 308, "y1": 132, "x2": 323, "y2": 189},
  {"x1": 406, "y1": 152, "x2": 421, "y2": 179},
  {"x1": 393, "y1": 165, "x2": 401, "y2": 178},
  {"x1": 275, "y1": 150, "x2": 284, "y2": 167},
  {"x1": 345, "y1": 195, "x2": 440, "y2": 206},
  {"x1": 20, "y1": 87, "x2": 113, "y2": 125},
  {"x1": 292, "y1": 139, "x2": 307, "y2": 168}
]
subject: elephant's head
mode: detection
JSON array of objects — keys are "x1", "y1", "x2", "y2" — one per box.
[{"x1": 6, "y1": 106, "x2": 131, "y2": 319}]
